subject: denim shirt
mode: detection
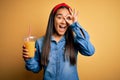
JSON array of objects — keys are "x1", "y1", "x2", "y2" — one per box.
[{"x1": 25, "y1": 22, "x2": 95, "y2": 80}]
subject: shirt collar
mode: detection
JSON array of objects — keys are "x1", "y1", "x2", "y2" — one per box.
[{"x1": 51, "y1": 35, "x2": 65, "y2": 43}]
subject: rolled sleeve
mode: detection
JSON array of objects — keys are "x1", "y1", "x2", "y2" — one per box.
[{"x1": 70, "y1": 22, "x2": 95, "y2": 56}]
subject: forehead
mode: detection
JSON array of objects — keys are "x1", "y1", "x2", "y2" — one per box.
[{"x1": 55, "y1": 8, "x2": 70, "y2": 16}]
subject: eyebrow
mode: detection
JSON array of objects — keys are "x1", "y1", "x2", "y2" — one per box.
[{"x1": 55, "y1": 14, "x2": 63, "y2": 16}]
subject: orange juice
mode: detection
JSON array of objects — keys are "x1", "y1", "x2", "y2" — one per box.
[{"x1": 24, "y1": 41, "x2": 35, "y2": 58}]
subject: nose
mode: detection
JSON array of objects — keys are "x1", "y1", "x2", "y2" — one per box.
[{"x1": 61, "y1": 18, "x2": 66, "y2": 25}]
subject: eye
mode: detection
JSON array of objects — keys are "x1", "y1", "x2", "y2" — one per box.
[
  {"x1": 66, "y1": 16, "x2": 71, "y2": 20},
  {"x1": 57, "y1": 16, "x2": 62, "y2": 19}
]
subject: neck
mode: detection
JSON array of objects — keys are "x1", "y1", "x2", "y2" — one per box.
[{"x1": 52, "y1": 33, "x2": 63, "y2": 43}]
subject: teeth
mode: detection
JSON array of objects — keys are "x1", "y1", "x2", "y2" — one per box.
[
  {"x1": 60, "y1": 26, "x2": 65, "y2": 28},
  {"x1": 59, "y1": 25, "x2": 66, "y2": 32}
]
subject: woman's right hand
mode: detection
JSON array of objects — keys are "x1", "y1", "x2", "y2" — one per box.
[{"x1": 22, "y1": 45, "x2": 31, "y2": 60}]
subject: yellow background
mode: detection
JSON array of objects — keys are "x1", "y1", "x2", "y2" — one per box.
[{"x1": 0, "y1": 0, "x2": 120, "y2": 80}]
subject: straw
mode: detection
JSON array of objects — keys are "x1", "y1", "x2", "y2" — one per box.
[
  {"x1": 29, "y1": 24, "x2": 31, "y2": 36},
  {"x1": 28, "y1": 24, "x2": 31, "y2": 41}
]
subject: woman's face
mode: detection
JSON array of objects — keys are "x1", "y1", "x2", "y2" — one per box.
[{"x1": 54, "y1": 8, "x2": 70, "y2": 36}]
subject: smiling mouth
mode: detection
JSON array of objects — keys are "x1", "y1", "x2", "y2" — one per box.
[
  {"x1": 58, "y1": 25, "x2": 67, "y2": 33},
  {"x1": 59, "y1": 25, "x2": 66, "y2": 29}
]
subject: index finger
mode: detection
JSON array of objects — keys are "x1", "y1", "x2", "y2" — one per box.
[
  {"x1": 69, "y1": 8, "x2": 73, "y2": 16},
  {"x1": 22, "y1": 45, "x2": 26, "y2": 49}
]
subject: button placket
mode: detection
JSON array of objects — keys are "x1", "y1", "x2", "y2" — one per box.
[{"x1": 55, "y1": 45, "x2": 59, "y2": 80}]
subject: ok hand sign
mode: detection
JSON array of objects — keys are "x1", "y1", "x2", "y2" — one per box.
[{"x1": 64, "y1": 8, "x2": 79, "y2": 26}]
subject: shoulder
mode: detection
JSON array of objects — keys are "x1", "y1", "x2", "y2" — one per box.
[
  {"x1": 35, "y1": 36, "x2": 45, "y2": 52},
  {"x1": 35, "y1": 36, "x2": 45, "y2": 48},
  {"x1": 36, "y1": 36, "x2": 45, "y2": 45}
]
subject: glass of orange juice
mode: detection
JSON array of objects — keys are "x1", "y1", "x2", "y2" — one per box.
[{"x1": 24, "y1": 36, "x2": 36, "y2": 58}]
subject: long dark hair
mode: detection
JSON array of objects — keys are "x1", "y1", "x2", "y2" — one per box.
[{"x1": 41, "y1": 6, "x2": 76, "y2": 66}]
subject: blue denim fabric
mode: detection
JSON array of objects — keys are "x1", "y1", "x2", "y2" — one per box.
[{"x1": 25, "y1": 22, "x2": 95, "y2": 80}]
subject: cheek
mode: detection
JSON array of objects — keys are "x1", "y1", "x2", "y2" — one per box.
[
  {"x1": 54, "y1": 18, "x2": 62, "y2": 25},
  {"x1": 54, "y1": 21, "x2": 57, "y2": 29},
  {"x1": 54, "y1": 21, "x2": 59, "y2": 31},
  {"x1": 54, "y1": 19, "x2": 60, "y2": 28},
  {"x1": 54, "y1": 20, "x2": 57, "y2": 27}
]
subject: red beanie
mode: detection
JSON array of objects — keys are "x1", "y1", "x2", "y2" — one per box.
[{"x1": 53, "y1": 3, "x2": 71, "y2": 14}]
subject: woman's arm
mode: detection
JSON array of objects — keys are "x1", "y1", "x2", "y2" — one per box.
[
  {"x1": 63, "y1": 8, "x2": 95, "y2": 56},
  {"x1": 70, "y1": 22, "x2": 95, "y2": 56},
  {"x1": 24, "y1": 40, "x2": 42, "y2": 73}
]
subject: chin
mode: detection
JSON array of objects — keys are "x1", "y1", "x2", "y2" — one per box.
[{"x1": 58, "y1": 33, "x2": 65, "y2": 36}]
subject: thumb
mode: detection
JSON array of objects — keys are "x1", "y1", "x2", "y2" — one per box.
[{"x1": 34, "y1": 48, "x2": 37, "y2": 52}]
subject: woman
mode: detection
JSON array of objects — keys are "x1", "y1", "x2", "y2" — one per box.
[{"x1": 23, "y1": 3, "x2": 95, "y2": 80}]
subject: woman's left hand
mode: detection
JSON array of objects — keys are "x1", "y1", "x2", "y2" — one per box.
[{"x1": 64, "y1": 8, "x2": 79, "y2": 26}]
